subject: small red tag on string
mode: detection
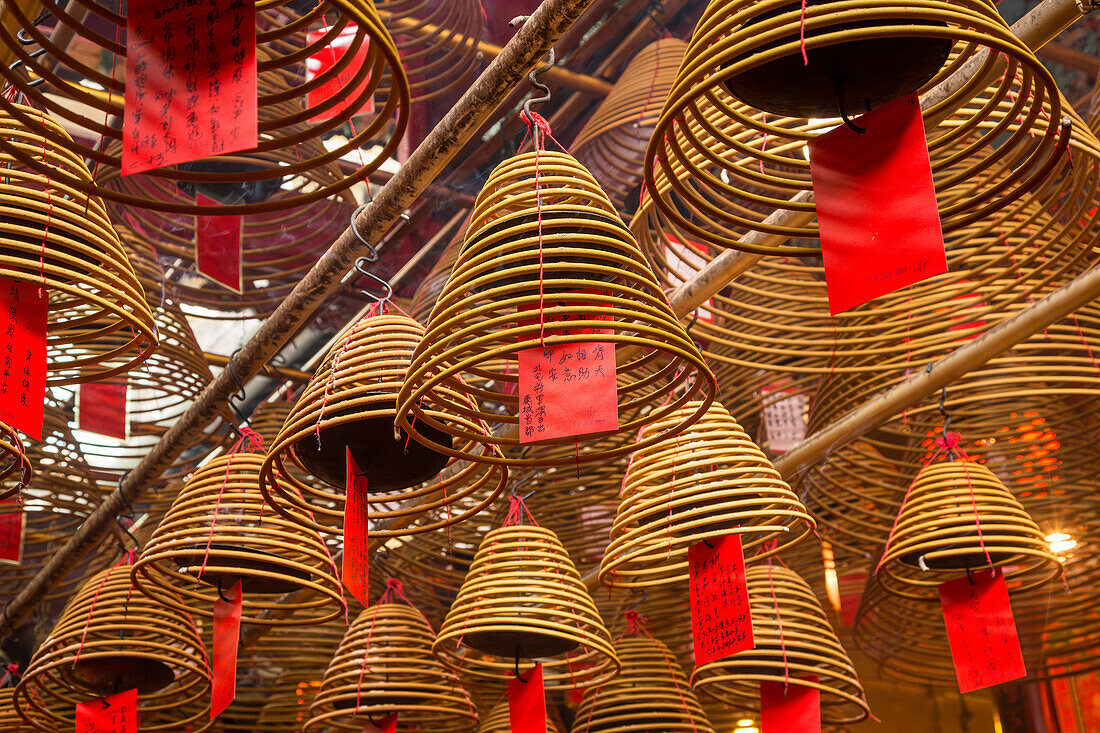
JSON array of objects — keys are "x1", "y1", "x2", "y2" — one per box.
[
  {"x1": 362, "y1": 712, "x2": 398, "y2": 733},
  {"x1": 343, "y1": 447, "x2": 370, "y2": 607},
  {"x1": 77, "y1": 380, "x2": 128, "y2": 440},
  {"x1": 305, "y1": 26, "x2": 374, "y2": 122},
  {"x1": 123, "y1": 0, "x2": 257, "y2": 174},
  {"x1": 211, "y1": 579, "x2": 242, "y2": 719},
  {"x1": 508, "y1": 661, "x2": 546, "y2": 733},
  {"x1": 808, "y1": 94, "x2": 946, "y2": 315},
  {"x1": 77, "y1": 688, "x2": 136, "y2": 733},
  {"x1": 761, "y1": 677, "x2": 821, "y2": 732},
  {"x1": 0, "y1": 278, "x2": 47, "y2": 440},
  {"x1": 688, "y1": 533, "x2": 754, "y2": 665},
  {"x1": 939, "y1": 568, "x2": 1026, "y2": 693},
  {"x1": 195, "y1": 194, "x2": 243, "y2": 293},
  {"x1": 0, "y1": 501, "x2": 23, "y2": 564}
]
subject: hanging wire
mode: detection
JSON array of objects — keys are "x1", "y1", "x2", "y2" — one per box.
[
  {"x1": 353, "y1": 257, "x2": 393, "y2": 304},
  {"x1": 509, "y1": 469, "x2": 539, "y2": 501},
  {"x1": 226, "y1": 347, "x2": 252, "y2": 429},
  {"x1": 6, "y1": 4, "x2": 59, "y2": 92}
]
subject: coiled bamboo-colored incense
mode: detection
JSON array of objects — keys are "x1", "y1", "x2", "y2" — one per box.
[
  {"x1": 480, "y1": 698, "x2": 560, "y2": 732},
  {"x1": 0, "y1": 1, "x2": 409, "y2": 215},
  {"x1": 0, "y1": 695, "x2": 32, "y2": 732},
  {"x1": 410, "y1": 227, "x2": 465, "y2": 325},
  {"x1": 377, "y1": 0, "x2": 484, "y2": 103}
]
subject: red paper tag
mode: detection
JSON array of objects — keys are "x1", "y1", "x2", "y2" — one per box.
[
  {"x1": 939, "y1": 568, "x2": 1026, "y2": 693},
  {"x1": 809, "y1": 95, "x2": 946, "y2": 315},
  {"x1": 77, "y1": 381, "x2": 128, "y2": 440},
  {"x1": 761, "y1": 677, "x2": 821, "y2": 732},
  {"x1": 759, "y1": 385, "x2": 806, "y2": 453},
  {"x1": 0, "y1": 278, "x2": 47, "y2": 440},
  {"x1": 305, "y1": 26, "x2": 374, "y2": 122},
  {"x1": 343, "y1": 448, "x2": 369, "y2": 607},
  {"x1": 688, "y1": 534, "x2": 754, "y2": 665},
  {"x1": 508, "y1": 661, "x2": 546, "y2": 733},
  {"x1": 195, "y1": 194, "x2": 243, "y2": 293},
  {"x1": 0, "y1": 502, "x2": 23, "y2": 564},
  {"x1": 77, "y1": 688, "x2": 137, "y2": 733},
  {"x1": 212, "y1": 579, "x2": 242, "y2": 719},
  {"x1": 838, "y1": 573, "x2": 866, "y2": 628},
  {"x1": 362, "y1": 712, "x2": 397, "y2": 733},
  {"x1": 123, "y1": 0, "x2": 257, "y2": 175}
]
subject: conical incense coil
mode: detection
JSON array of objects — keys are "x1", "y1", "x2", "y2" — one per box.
[
  {"x1": 434, "y1": 511, "x2": 620, "y2": 687},
  {"x1": 259, "y1": 311, "x2": 506, "y2": 536},
  {"x1": 0, "y1": 694, "x2": 32, "y2": 732},
  {"x1": 396, "y1": 149, "x2": 716, "y2": 467},
  {"x1": 306, "y1": 590, "x2": 477, "y2": 732},
  {"x1": 600, "y1": 400, "x2": 814, "y2": 587},
  {"x1": 0, "y1": 1, "x2": 409, "y2": 215},
  {"x1": 692, "y1": 563, "x2": 870, "y2": 725},
  {"x1": 132, "y1": 446, "x2": 344, "y2": 625},
  {"x1": 377, "y1": 0, "x2": 484, "y2": 103},
  {"x1": 480, "y1": 699, "x2": 559, "y2": 732},
  {"x1": 0, "y1": 421, "x2": 29, "y2": 501},
  {"x1": 13, "y1": 560, "x2": 211, "y2": 731}
]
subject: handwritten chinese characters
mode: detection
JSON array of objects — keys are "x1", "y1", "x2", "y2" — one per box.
[
  {"x1": 938, "y1": 568, "x2": 1026, "y2": 693},
  {"x1": 759, "y1": 385, "x2": 806, "y2": 454},
  {"x1": 77, "y1": 688, "x2": 136, "y2": 733},
  {"x1": 0, "y1": 278, "x2": 46, "y2": 440},
  {"x1": 0, "y1": 501, "x2": 23, "y2": 564},
  {"x1": 689, "y1": 533, "x2": 754, "y2": 666},
  {"x1": 343, "y1": 448, "x2": 370, "y2": 607}
]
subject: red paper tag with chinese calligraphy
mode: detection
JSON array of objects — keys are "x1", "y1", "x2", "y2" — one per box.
[
  {"x1": 508, "y1": 662, "x2": 546, "y2": 733},
  {"x1": 195, "y1": 194, "x2": 243, "y2": 293},
  {"x1": 761, "y1": 677, "x2": 821, "y2": 732},
  {"x1": 212, "y1": 579, "x2": 242, "y2": 719},
  {"x1": 809, "y1": 94, "x2": 946, "y2": 315},
  {"x1": 362, "y1": 712, "x2": 398, "y2": 733},
  {"x1": 0, "y1": 278, "x2": 47, "y2": 440},
  {"x1": 688, "y1": 534, "x2": 754, "y2": 665},
  {"x1": 343, "y1": 448, "x2": 369, "y2": 607},
  {"x1": 0, "y1": 502, "x2": 23, "y2": 564},
  {"x1": 77, "y1": 381, "x2": 129, "y2": 440},
  {"x1": 124, "y1": 0, "x2": 257, "y2": 175},
  {"x1": 759, "y1": 384, "x2": 806, "y2": 453},
  {"x1": 939, "y1": 569, "x2": 1026, "y2": 693},
  {"x1": 305, "y1": 26, "x2": 374, "y2": 122},
  {"x1": 77, "y1": 688, "x2": 136, "y2": 733}
]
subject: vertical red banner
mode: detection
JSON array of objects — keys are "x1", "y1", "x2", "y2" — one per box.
[
  {"x1": 77, "y1": 688, "x2": 137, "y2": 733},
  {"x1": 195, "y1": 194, "x2": 243, "y2": 293},
  {"x1": 0, "y1": 501, "x2": 23, "y2": 564},
  {"x1": 212, "y1": 579, "x2": 242, "y2": 719},
  {"x1": 939, "y1": 568, "x2": 1026, "y2": 693},
  {"x1": 0, "y1": 278, "x2": 47, "y2": 440},
  {"x1": 305, "y1": 25, "x2": 374, "y2": 122},
  {"x1": 124, "y1": 0, "x2": 258, "y2": 174},
  {"x1": 761, "y1": 677, "x2": 821, "y2": 733},
  {"x1": 688, "y1": 534, "x2": 754, "y2": 665},
  {"x1": 509, "y1": 662, "x2": 546, "y2": 733},
  {"x1": 77, "y1": 380, "x2": 129, "y2": 440},
  {"x1": 343, "y1": 447, "x2": 369, "y2": 607}
]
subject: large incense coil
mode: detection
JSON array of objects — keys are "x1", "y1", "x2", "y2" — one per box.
[
  {"x1": 480, "y1": 699, "x2": 559, "y2": 732},
  {"x1": 0, "y1": 1, "x2": 409, "y2": 215},
  {"x1": 0, "y1": 695, "x2": 31, "y2": 732},
  {"x1": 396, "y1": 150, "x2": 716, "y2": 467},
  {"x1": 0, "y1": 422, "x2": 29, "y2": 501},
  {"x1": 874, "y1": 459, "x2": 1060, "y2": 601},
  {"x1": 434, "y1": 519, "x2": 620, "y2": 687},
  {"x1": 600, "y1": 400, "x2": 814, "y2": 587},
  {"x1": 0, "y1": 104, "x2": 158, "y2": 383},
  {"x1": 306, "y1": 599, "x2": 477, "y2": 732},
  {"x1": 692, "y1": 563, "x2": 870, "y2": 725},
  {"x1": 644, "y1": 0, "x2": 1070, "y2": 255},
  {"x1": 13, "y1": 562, "x2": 211, "y2": 732},
  {"x1": 132, "y1": 450, "x2": 344, "y2": 625},
  {"x1": 572, "y1": 39, "x2": 687, "y2": 212},
  {"x1": 259, "y1": 311, "x2": 506, "y2": 536},
  {"x1": 377, "y1": 0, "x2": 483, "y2": 103}
]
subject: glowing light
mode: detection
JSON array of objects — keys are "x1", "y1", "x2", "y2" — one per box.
[
  {"x1": 737, "y1": 720, "x2": 756, "y2": 728},
  {"x1": 1045, "y1": 532, "x2": 1077, "y2": 554}
]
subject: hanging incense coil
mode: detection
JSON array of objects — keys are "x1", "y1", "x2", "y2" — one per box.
[
  {"x1": 306, "y1": 599, "x2": 477, "y2": 732},
  {"x1": 573, "y1": 39, "x2": 687, "y2": 212},
  {"x1": 132, "y1": 450, "x2": 344, "y2": 625},
  {"x1": 480, "y1": 699, "x2": 559, "y2": 732},
  {"x1": 0, "y1": 695, "x2": 32, "y2": 732},
  {"x1": 434, "y1": 518, "x2": 620, "y2": 687},
  {"x1": 259, "y1": 311, "x2": 506, "y2": 536},
  {"x1": 0, "y1": 1, "x2": 409, "y2": 215},
  {"x1": 377, "y1": 0, "x2": 484, "y2": 103},
  {"x1": 13, "y1": 562, "x2": 211, "y2": 731},
  {"x1": 600, "y1": 400, "x2": 814, "y2": 587},
  {"x1": 0, "y1": 422, "x2": 29, "y2": 501},
  {"x1": 692, "y1": 563, "x2": 870, "y2": 726},
  {"x1": 396, "y1": 150, "x2": 716, "y2": 467}
]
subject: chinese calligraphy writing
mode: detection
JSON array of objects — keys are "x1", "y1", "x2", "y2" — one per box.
[{"x1": 689, "y1": 534, "x2": 754, "y2": 666}]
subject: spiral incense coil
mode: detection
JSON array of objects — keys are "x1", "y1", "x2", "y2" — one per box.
[
  {"x1": 306, "y1": 601, "x2": 477, "y2": 732},
  {"x1": 13, "y1": 562, "x2": 212, "y2": 732},
  {"x1": 0, "y1": 104, "x2": 158, "y2": 383},
  {"x1": 0, "y1": 695, "x2": 32, "y2": 732},
  {"x1": 0, "y1": 421, "x2": 29, "y2": 501},
  {"x1": 600, "y1": 400, "x2": 814, "y2": 587},
  {"x1": 377, "y1": 0, "x2": 483, "y2": 103},
  {"x1": 259, "y1": 311, "x2": 506, "y2": 536},
  {"x1": 480, "y1": 699, "x2": 559, "y2": 732},
  {"x1": 410, "y1": 228, "x2": 466, "y2": 324},
  {"x1": 874, "y1": 459, "x2": 1060, "y2": 601},
  {"x1": 433, "y1": 519, "x2": 620, "y2": 687},
  {"x1": 573, "y1": 39, "x2": 687, "y2": 212},
  {"x1": 692, "y1": 563, "x2": 870, "y2": 726},
  {"x1": 132, "y1": 451, "x2": 344, "y2": 625},
  {"x1": 396, "y1": 150, "x2": 716, "y2": 467},
  {"x1": 0, "y1": 1, "x2": 409, "y2": 215}
]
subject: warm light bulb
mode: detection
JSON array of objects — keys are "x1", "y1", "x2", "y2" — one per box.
[
  {"x1": 737, "y1": 720, "x2": 755, "y2": 728},
  {"x1": 1046, "y1": 532, "x2": 1077, "y2": 554}
]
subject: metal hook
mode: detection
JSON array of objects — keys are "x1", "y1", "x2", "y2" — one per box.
[
  {"x1": 216, "y1": 577, "x2": 235, "y2": 603},
  {"x1": 350, "y1": 203, "x2": 379, "y2": 263},
  {"x1": 513, "y1": 649, "x2": 530, "y2": 684},
  {"x1": 353, "y1": 257, "x2": 393, "y2": 304},
  {"x1": 626, "y1": 588, "x2": 647, "y2": 612},
  {"x1": 226, "y1": 348, "x2": 252, "y2": 428},
  {"x1": 938, "y1": 386, "x2": 953, "y2": 453},
  {"x1": 509, "y1": 469, "x2": 539, "y2": 500},
  {"x1": 374, "y1": 546, "x2": 396, "y2": 579},
  {"x1": 522, "y1": 47, "x2": 555, "y2": 118}
]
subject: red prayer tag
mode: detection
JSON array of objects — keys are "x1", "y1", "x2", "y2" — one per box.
[
  {"x1": 809, "y1": 94, "x2": 946, "y2": 315},
  {"x1": 212, "y1": 579, "x2": 242, "y2": 719},
  {"x1": 939, "y1": 568, "x2": 1026, "y2": 693},
  {"x1": 195, "y1": 194, "x2": 243, "y2": 293},
  {"x1": 77, "y1": 688, "x2": 137, "y2": 733},
  {"x1": 0, "y1": 278, "x2": 47, "y2": 440},
  {"x1": 0, "y1": 502, "x2": 23, "y2": 564},
  {"x1": 688, "y1": 534, "x2": 754, "y2": 665},
  {"x1": 761, "y1": 677, "x2": 821, "y2": 733},
  {"x1": 508, "y1": 662, "x2": 546, "y2": 733},
  {"x1": 305, "y1": 26, "x2": 374, "y2": 122},
  {"x1": 759, "y1": 384, "x2": 806, "y2": 454},
  {"x1": 77, "y1": 381, "x2": 129, "y2": 440},
  {"x1": 362, "y1": 712, "x2": 397, "y2": 733},
  {"x1": 343, "y1": 447, "x2": 369, "y2": 607},
  {"x1": 123, "y1": 0, "x2": 258, "y2": 175}
]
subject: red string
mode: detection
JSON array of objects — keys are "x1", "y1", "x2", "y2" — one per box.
[
  {"x1": 0, "y1": 663, "x2": 18, "y2": 687},
  {"x1": 1072, "y1": 314, "x2": 1100, "y2": 378},
  {"x1": 316, "y1": 319, "x2": 365, "y2": 450},
  {"x1": 621, "y1": 610, "x2": 698, "y2": 732},
  {"x1": 799, "y1": 0, "x2": 809, "y2": 65},
  {"x1": 961, "y1": 460, "x2": 993, "y2": 571},
  {"x1": 35, "y1": 108, "x2": 51, "y2": 297},
  {"x1": 74, "y1": 551, "x2": 135, "y2": 662},
  {"x1": 502, "y1": 494, "x2": 541, "y2": 527},
  {"x1": 354, "y1": 603, "x2": 382, "y2": 715}
]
